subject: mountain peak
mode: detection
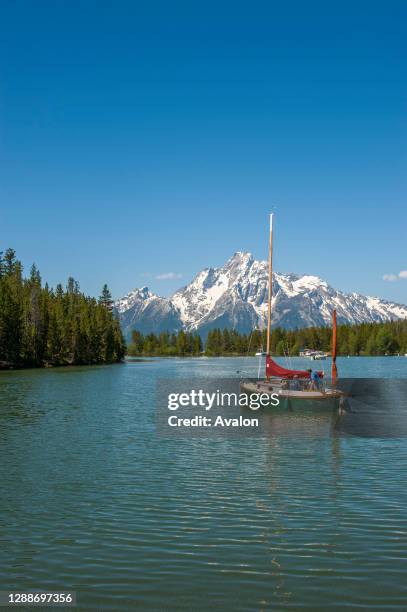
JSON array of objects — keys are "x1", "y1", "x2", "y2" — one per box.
[
  {"x1": 293, "y1": 275, "x2": 328, "y2": 290},
  {"x1": 225, "y1": 251, "x2": 254, "y2": 265},
  {"x1": 115, "y1": 286, "x2": 155, "y2": 313}
]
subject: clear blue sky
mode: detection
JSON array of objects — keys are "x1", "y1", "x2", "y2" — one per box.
[{"x1": 1, "y1": 1, "x2": 406, "y2": 302}]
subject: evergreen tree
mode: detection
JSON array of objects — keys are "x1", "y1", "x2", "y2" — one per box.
[{"x1": 99, "y1": 284, "x2": 114, "y2": 310}]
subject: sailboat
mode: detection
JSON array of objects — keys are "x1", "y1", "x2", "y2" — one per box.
[{"x1": 240, "y1": 214, "x2": 344, "y2": 402}]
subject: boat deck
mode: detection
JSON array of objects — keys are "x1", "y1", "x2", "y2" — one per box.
[{"x1": 240, "y1": 379, "x2": 344, "y2": 400}]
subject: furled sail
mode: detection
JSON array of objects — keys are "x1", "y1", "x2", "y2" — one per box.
[{"x1": 266, "y1": 355, "x2": 323, "y2": 379}]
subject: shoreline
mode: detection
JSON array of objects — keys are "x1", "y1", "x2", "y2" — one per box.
[
  {"x1": 126, "y1": 353, "x2": 405, "y2": 359},
  {"x1": 1, "y1": 354, "x2": 404, "y2": 372},
  {"x1": 0, "y1": 359, "x2": 126, "y2": 372}
]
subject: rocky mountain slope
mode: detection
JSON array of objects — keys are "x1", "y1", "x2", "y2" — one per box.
[{"x1": 116, "y1": 252, "x2": 407, "y2": 339}]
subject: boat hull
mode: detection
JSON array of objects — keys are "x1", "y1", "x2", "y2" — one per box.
[{"x1": 240, "y1": 380, "x2": 344, "y2": 402}]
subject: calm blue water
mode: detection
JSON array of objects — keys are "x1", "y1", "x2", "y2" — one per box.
[{"x1": 0, "y1": 356, "x2": 407, "y2": 610}]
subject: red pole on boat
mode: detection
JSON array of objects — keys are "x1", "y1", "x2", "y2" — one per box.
[
  {"x1": 331, "y1": 309, "x2": 338, "y2": 381},
  {"x1": 266, "y1": 214, "x2": 273, "y2": 379}
]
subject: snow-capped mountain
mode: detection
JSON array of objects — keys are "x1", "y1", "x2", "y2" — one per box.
[
  {"x1": 116, "y1": 287, "x2": 182, "y2": 337},
  {"x1": 116, "y1": 252, "x2": 407, "y2": 339}
]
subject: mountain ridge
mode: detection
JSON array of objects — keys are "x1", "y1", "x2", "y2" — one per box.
[{"x1": 116, "y1": 252, "x2": 407, "y2": 339}]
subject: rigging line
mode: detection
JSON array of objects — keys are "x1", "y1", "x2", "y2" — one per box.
[
  {"x1": 286, "y1": 341, "x2": 293, "y2": 369},
  {"x1": 282, "y1": 340, "x2": 293, "y2": 370},
  {"x1": 246, "y1": 328, "x2": 254, "y2": 358},
  {"x1": 243, "y1": 327, "x2": 256, "y2": 377},
  {"x1": 283, "y1": 342, "x2": 289, "y2": 368}
]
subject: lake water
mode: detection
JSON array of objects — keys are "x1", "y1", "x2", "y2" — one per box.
[{"x1": 1, "y1": 356, "x2": 407, "y2": 610}]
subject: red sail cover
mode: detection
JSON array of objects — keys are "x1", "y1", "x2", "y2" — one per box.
[{"x1": 265, "y1": 355, "x2": 323, "y2": 379}]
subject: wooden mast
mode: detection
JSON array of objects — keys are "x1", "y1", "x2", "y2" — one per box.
[
  {"x1": 331, "y1": 309, "x2": 338, "y2": 381},
  {"x1": 266, "y1": 213, "x2": 274, "y2": 357}
]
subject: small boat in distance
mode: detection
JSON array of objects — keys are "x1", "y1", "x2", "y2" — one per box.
[
  {"x1": 255, "y1": 350, "x2": 267, "y2": 356},
  {"x1": 311, "y1": 352, "x2": 327, "y2": 361},
  {"x1": 240, "y1": 214, "x2": 343, "y2": 403},
  {"x1": 299, "y1": 349, "x2": 328, "y2": 360}
]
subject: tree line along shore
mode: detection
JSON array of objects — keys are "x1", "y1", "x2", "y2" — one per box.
[
  {"x1": 0, "y1": 249, "x2": 125, "y2": 369},
  {"x1": 127, "y1": 320, "x2": 407, "y2": 357}
]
